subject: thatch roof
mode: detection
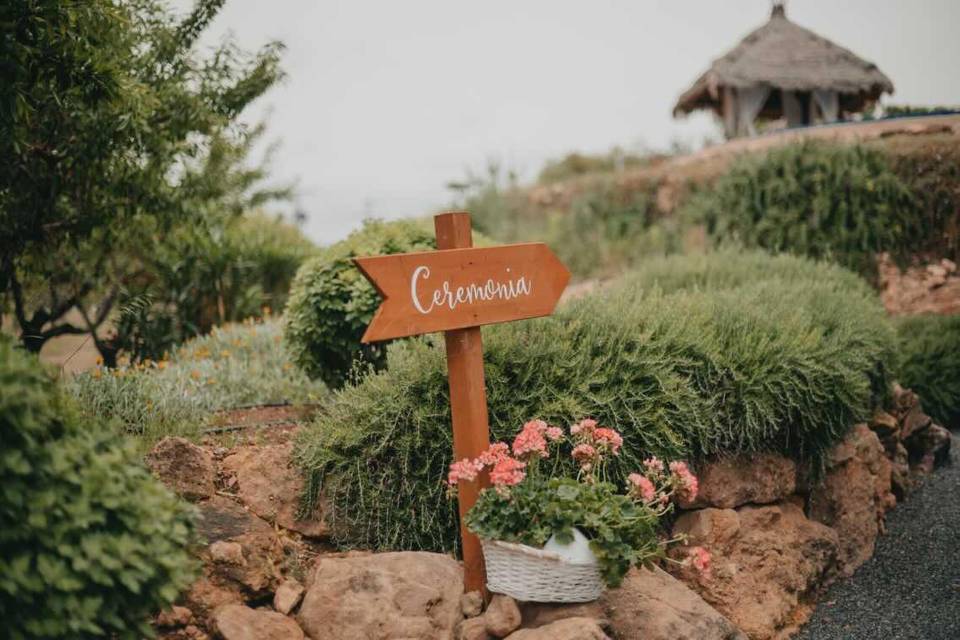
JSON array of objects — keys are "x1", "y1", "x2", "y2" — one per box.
[{"x1": 674, "y1": 5, "x2": 894, "y2": 116}]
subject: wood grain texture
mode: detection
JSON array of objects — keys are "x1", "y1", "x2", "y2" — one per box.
[
  {"x1": 435, "y1": 212, "x2": 490, "y2": 595},
  {"x1": 354, "y1": 242, "x2": 569, "y2": 343}
]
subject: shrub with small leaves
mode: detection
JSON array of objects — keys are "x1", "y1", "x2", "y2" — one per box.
[
  {"x1": 0, "y1": 338, "x2": 197, "y2": 639},
  {"x1": 685, "y1": 141, "x2": 922, "y2": 277},
  {"x1": 896, "y1": 313, "x2": 960, "y2": 429},
  {"x1": 297, "y1": 250, "x2": 896, "y2": 555},
  {"x1": 284, "y1": 218, "x2": 492, "y2": 387}
]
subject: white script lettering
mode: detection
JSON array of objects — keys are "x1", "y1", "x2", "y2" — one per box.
[{"x1": 410, "y1": 266, "x2": 532, "y2": 314}]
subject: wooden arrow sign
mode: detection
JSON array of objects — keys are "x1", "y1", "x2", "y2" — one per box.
[
  {"x1": 354, "y1": 212, "x2": 571, "y2": 596},
  {"x1": 354, "y1": 242, "x2": 570, "y2": 343}
]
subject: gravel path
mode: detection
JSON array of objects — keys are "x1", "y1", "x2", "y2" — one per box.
[{"x1": 796, "y1": 433, "x2": 960, "y2": 640}]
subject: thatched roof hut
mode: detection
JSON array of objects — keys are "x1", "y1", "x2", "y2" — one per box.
[{"x1": 674, "y1": 2, "x2": 894, "y2": 138}]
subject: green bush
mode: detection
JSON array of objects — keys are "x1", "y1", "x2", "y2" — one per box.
[
  {"x1": 896, "y1": 314, "x2": 960, "y2": 429},
  {"x1": 547, "y1": 182, "x2": 680, "y2": 277},
  {"x1": 115, "y1": 211, "x2": 316, "y2": 364},
  {"x1": 296, "y1": 251, "x2": 896, "y2": 554},
  {"x1": 71, "y1": 318, "x2": 326, "y2": 449},
  {"x1": 284, "y1": 218, "x2": 490, "y2": 387},
  {"x1": 685, "y1": 142, "x2": 923, "y2": 276},
  {"x1": 877, "y1": 135, "x2": 960, "y2": 263},
  {"x1": 0, "y1": 339, "x2": 196, "y2": 638}
]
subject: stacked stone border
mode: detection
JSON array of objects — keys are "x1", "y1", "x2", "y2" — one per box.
[{"x1": 147, "y1": 387, "x2": 951, "y2": 640}]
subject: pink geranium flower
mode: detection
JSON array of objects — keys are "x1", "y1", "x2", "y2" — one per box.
[
  {"x1": 669, "y1": 461, "x2": 699, "y2": 502},
  {"x1": 627, "y1": 473, "x2": 656, "y2": 502},
  {"x1": 570, "y1": 418, "x2": 598, "y2": 436},
  {"x1": 447, "y1": 458, "x2": 481, "y2": 486},
  {"x1": 512, "y1": 420, "x2": 549, "y2": 458},
  {"x1": 545, "y1": 426, "x2": 564, "y2": 442},
  {"x1": 571, "y1": 443, "x2": 597, "y2": 464},
  {"x1": 643, "y1": 456, "x2": 664, "y2": 473},
  {"x1": 478, "y1": 442, "x2": 510, "y2": 467},
  {"x1": 489, "y1": 457, "x2": 526, "y2": 487},
  {"x1": 689, "y1": 546, "x2": 712, "y2": 578},
  {"x1": 593, "y1": 427, "x2": 623, "y2": 455}
]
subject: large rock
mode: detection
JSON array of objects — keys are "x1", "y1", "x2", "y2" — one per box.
[
  {"x1": 680, "y1": 453, "x2": 796, "y2": 510},
  {"x1": 196, "y1": 495, "x2": 273, "y2": 542},
  {"x1": 196, "y1": 496, "x2": 284, "y2": 595},
  {"x1": 868, "y1": 410, "x2": 900, "y2": 441},
  {"x1": 146, "y1": 437, "x2": 215, "y2": 501},
  {"x1": 297, "y1": 551, "x2": 463, "y2": 640},
  {"x1": 519, "y1": 601, "x2": 606, "y2": 630},
  {"x1": 904, "y1": 423, "x2": 952, "y2": 474},
  {"x1": 602, "y1": 566, "x2": 746, "y2": 640},
  {"x1": 890, "y1": 442, "x2": 912, "y2": 498},
  {"x1": 808, "y1": 424, "x2": 895, "y2": 576},
  {"x1": 183, "y1": 578, "x2": 244, "y2": 621},
  {"x1": 222, "y1": 443, "x2": 327, "y2": 538},
  {"x1": 213, "y1": 603, "x2": 304, "y2": 640},
  {"x1": 458, "y1": 616, "x2": 491, "y2": 640},
  {"x1": 273, "y1": 578, "x2": 305, "y2": 615},
  {"x1": 670, "y1": 502, "x2": 839, "y2": 640},
  {"x1": 484, "y1": 595, "x2": 521, "y2": 637},
  {"x1": 505, "y1": 618, "x2": 610, "y2": 640}
]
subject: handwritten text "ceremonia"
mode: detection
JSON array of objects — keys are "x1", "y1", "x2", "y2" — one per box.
[{"x1": 410, "y1": 266, "x2": 532, "y2": 314}]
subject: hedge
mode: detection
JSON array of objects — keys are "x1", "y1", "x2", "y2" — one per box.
[
  {"x1": 0, "y1": 338, "x2": 196, "y2": 638},
  {"x1": 896, "y1": 313, "x2": 960, "y2": 429},
  {"x1": 296, "y1": 251, "x2": 897, "y2": 554},
  {"x1": 684, "y1": 142, "x2": 924, "y2": 277},
  {"x1": 284, "y1": 218, "x2": 490, "y2": 387}
]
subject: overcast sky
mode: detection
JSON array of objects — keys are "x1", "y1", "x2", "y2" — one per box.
[{"x1": 180, "y1": 0, "x2": 960, "y2": 244}]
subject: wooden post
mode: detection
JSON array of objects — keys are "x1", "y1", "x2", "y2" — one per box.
[
  {"x1": 434, "y1": 211, "x2": 491, "y2": 594},
  {"x1": 355, "y1": 211, "x2": 569, "y2": 593}
]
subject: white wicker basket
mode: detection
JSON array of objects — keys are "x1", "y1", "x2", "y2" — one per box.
[{"x1": 482, "y1": 538, "x2": 604, "y2": 602}]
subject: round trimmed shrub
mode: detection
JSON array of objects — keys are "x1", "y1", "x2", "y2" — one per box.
[
  {"x1": 296, "y1": 251, "x2": 897, "y2": 554},
  {"x1": 0, "y1": 338, "x2": 196, "y2": 639},
  {"x1": 284, "y1": 218, "x2": 491, "y2": 387}
]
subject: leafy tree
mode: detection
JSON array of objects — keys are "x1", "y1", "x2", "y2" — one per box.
[{"x1": 0, "y1": 0, "x2": 284, "y2": 358}]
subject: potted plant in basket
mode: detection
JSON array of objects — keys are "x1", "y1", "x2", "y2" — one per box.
[{"x1": 447, "y1": 418, "x2": 710, "y2": 603}]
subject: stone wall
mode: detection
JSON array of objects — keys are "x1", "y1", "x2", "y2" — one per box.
[
  {"x1": 147, "y1": 385, "x2": 951, "y2": 640},
  {"x1": 662, "y1": 385, "x2": 950, "y2": 639}
]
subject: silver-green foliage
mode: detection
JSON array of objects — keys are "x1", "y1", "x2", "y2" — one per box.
[
  {"x1": 0, "y1": 338, "x2": 196, "y2": 638},
  {"x1": 71, "y1": 319, "x2": 326, "y2": 446},
  {"x1": 296, "y1": 251, "x2": 897, "y2": 554}
]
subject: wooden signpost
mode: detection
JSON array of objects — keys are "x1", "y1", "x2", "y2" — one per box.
[{"x1": 355, "y1": 211, "x2": 570, "y2": 592}]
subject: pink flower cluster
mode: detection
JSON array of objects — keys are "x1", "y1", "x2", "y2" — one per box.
[
  {"x1": 447, "y1": 458, "x2": 482, "y2": 486},
  {"x1": 569, "y1": 418, "x2": 623, "y2": 471},
  {"x1": 512, "y1": 419, "x2": 549, "y2": 459},
  {"x1": 489, "y1": 457, "x2": 526, "y2": 487},
  {"x1": 627, "y1": 473, "x2": 656, "y2": 502},
  {"x1": 669, "y1": 461, "x2": 699, "y2": 503},
  {"x1": 688, "y1": 546, "x2": 712, "y2": 578},
  {"x1": 569, "y1": 418, "x2": 597, "y2": 436},
  {"x1": 593, "y1": 428, "x2": 623, "y2": 455},
  {"x1": 625, "y1": 456, "x2": 701, "y2": 508}
]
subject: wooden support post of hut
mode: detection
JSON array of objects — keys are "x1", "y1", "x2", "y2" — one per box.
[{"x1": 673, "y1": 2, "x2": 894, "y2": 138}]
